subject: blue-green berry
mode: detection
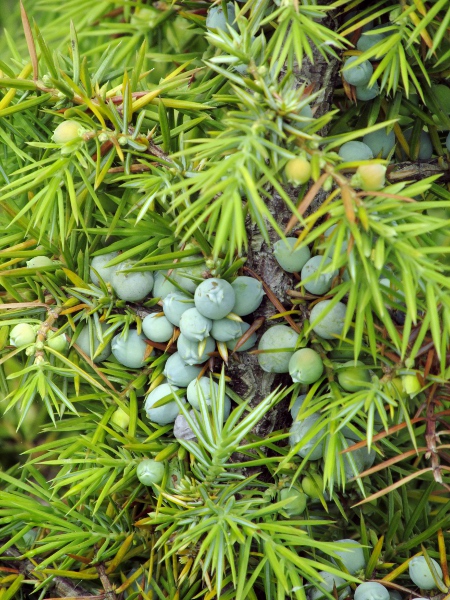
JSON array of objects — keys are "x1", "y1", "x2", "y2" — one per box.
[
  {"x1": 111, "y1": 329, "x2": 151, "y2": 368},
  {"x1": 301, "y1": 256, "x2": 338, "y2": 295},
  {"x1": 338, "y1": 141, "x2": 373, "y2": 162},
  {"x1": 342, "y1": 56, "x2": 373, "y2": 86},
  {"x1": 186, "y1": 377, "x2": 231, "y2": 419},
  {"x1": 363, "y1": 129, "x2": 396, "y2": 158},
  {"x1": 310, "y1": 300, "x2": 346, "y2": 339},
  {"x1": 273, "y1": 238, "x2": 311, "y2": 273},
  {"x1": 172, "y1": 255, "x2": 206, "y2": 293},
  {"x1": 144, "y1": 383, "x2": 185, "y2": 425},
  {"x1": 110, "y1": 261, "x2": 154, "y2": 302},
  {"x1": 163, "y1": 292, "x2": 195, "y2": 326},
  {"x1": 354, "y1": 582, "x2": 390, "y2": 600},
  {"x1": 226, "y1": 322, "x2": 257, "y2": 352},
  {"x1": 163, "y1": 352, "x2": 202, "y2": 387},
  {"x1": 177, "y1": 334, "x2": 215, "y2": 365},
  {"x1": 409, "y1": 556, "x2": 443, "y2": 590},
  {"x1": 211, "y1": 317, "x2": 242, "y2": 342},
  {"x1": 310, "y1": 571, "x2": 350, "y2": 600},
  {"x1": 206, "y1": 2, "x2": 238, "y2": 32},
  {"x1": 194, "y1": 278, "x2": 236, "y2": 320},
  {"x1": 153, "y1": 271, "x2": 179, "y2": 299},
  {"x1": 289, "y1": 413, "x2": 324, "y2": 460},
  {"x1": 179, "y1": 308, "x2": 212, "y2": 342},
  {"x1": 356, "y1": 82, "x2": 380, "y2": 101},
  {"x1": 332, "y1": 539, "x2": 366, "y2": 574},
  {"x1": 257, "y1": 325, "x2": 298, "y2": 373},
  {"x1": 90, "y1": 251, "x2": 119, "y2": 286},
  {"x1": 231, "y1": 276, "x2": 265, "y2": 316},
  {"x1": 142, "y1": 313, "x2": 174, "y2": 343},
  {"x1": 75, "y1": 324, "x2": 111, "y2": 363},
  {"x1": 290, "y1": 394, "x2": 307, "y2": 420}
]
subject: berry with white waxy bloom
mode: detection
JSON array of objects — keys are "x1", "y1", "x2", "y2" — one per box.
[
  {"x1": 186, "y1": 377, "x2": 231, "y2": 419},
  {"x1": 177, "y1": 334, "x2": 215, "y2": 365},
  {"x1": 342, "y1": 56, "x2": 373, "y2": 86},
  {"x1": 352, "y1": 164, "x2": 386, "y2": 191},
  {"x1": 363, "y1": 129, "x2": 396, "y2": 158},
  {"x1": 290, "y1": 394, "x2": 307, "y2": 420},
  {"x1": 163, "y1": 292, "x2": 195, "y2": 326},
  {"x1": 152, "y1": 271, "x2": 179, "y2": 299},
  {"x1": 179, "y1": 308, "x2": 212, "y2": 342},
  {"x1": 279, "y1": 488, "x2": 307, "y2": 516},
  {"x1": 144, "y1": 383, "x2": 185, "y2": 425},
  {"x1": 26, "y1": 256, "x2": 54, "y2": 268},
  {"x1": 332, "y1": 539, "x2": 366, "y2": 574},
  {"x1": 206, "y1": 2, "x2": 238, "y2": 32},
  {"x1": 226, "y1": 322, "x2": 257, "y2": 352},
  {"x1": 231, "y1": 276, "x2": 265, "y2": 316},
  {"x1": 404, "y1": 128, "x2": 433, "y2": 160},
  {"x1": 211, "y1": 317, "x2": 242, "y2": 342},
  {"x1": 301, "y1": 255, "x2": 338, "y2": 295},
  {"x1": 338, "y1": 141, "x2": 374, "y2": 162},
  {"x1": 409, "y1": 556, "x2": 443, "y2": 590},
  {"x1": 338, "y1": 360, "x2": 371, "y2": 391},
  {"x1": 10, "y1": 323, "x2": 36, "y2": 347},
  {"x1": 110, "y1": 261, "x2": 154, "y2": 302},
  {"x1": 357, "y1": 24, "x2": 390, "y2": 52},
  {"x1": 289, "y1": 413, "x2": 324, "y2": 460},
  {"x1": 285, "y1": 157, "x2": 312, "y2": 185},
  {"x1": 194, "y1": 278, "x2": 236, "y2": 320},
  {"x1": 111, "y1": 329, "x2": 151, "y2": 369},
  {"x1": 354, "y1": 582, "x2": 390, "y2": 600},
  {"x1": 75, "y1": 324, "x2": 111, "y2": 363},
  {"x1": 136, "y1": 459, "x2": 165, "y2": 486},
  {"x1": 172, "y1": 255, "x2": 206, "y2": 293},
  {"x1": 257, "y1": 325, "x2": 298, "y2": 373},
  {"x1": 309, "y1": 571, "x2": 350, "y2": 600},
  {"x1": 310, "y1": 299, "x2": 347, "y2": 339},
  {"x1": 289, "y1": 348, "x2": 324, "y2": 384},
  {"x1": 356, "y1": 82, "x2": 380, "y2": 101},
  {"x1": 90, "y1": 251, "x2": 119, "y2": 286},
  {"x1": 342, "y1": 440, "x2": 365, "y2": 480},
  {"x1": 163, "y1": 352, "x2": 202, "y2": 387},
  {"x1": 273, "y1": 238, "x2": 311, "y2": 273},
  {"x1": 142, "y1": 313, "x2": 174, "y2": 343},
  {"x1": 46, "y1": 331, "x2": 68, "y2": 353}
]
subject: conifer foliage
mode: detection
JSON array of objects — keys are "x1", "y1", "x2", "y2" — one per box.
[{"x1": 0, "y1": 0, "x2": 450, "y2": 598}]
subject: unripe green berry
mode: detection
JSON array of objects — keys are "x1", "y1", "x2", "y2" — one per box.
[
  {"x1": 10, "y1": 323, "x2": 36, "y2": 347},
  {"x1": 111, "y1": 406, "x2": 130, "y2": 429},
  {"x1": 301, "y1": 472, "x2": 324, "y2": 498},
  {"x1": 402, "y1": 374, "x2": 421, "y2": 396},
  {"x1": 279, "y1": 488, "x2": 307, "y2": 516},
  {"x1": 288, "y1": 348, "x2": 323, "y2": 384},
  {"x1": 273, "y1": 238, "x2": 311, "y2": 273},
  {"x1": 352, "y1": 164, "x2": 386, "y2": 191},
  {"x1": 285, "y1": 158, "x2": 312, "y2": 185},
  {"x1": 46, "y1": 331, "x2": 68, "y2": 353},
  {"x1": 52, "y1": 120, "x2": 85, "y2": 144},
  {"x1": 26, "y1": 256, "x2": 54, "y2": 268},
  {"x1": 136, "y1": 459, "x2": 165, "y2": 486},
  {"x1": 337, "y1": 360, "x2": 371, "y2": 391}
]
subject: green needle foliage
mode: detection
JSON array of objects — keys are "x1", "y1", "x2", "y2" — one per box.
[{"x1": 0, "y1": 0, "x2": 450, "y2": 598}]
